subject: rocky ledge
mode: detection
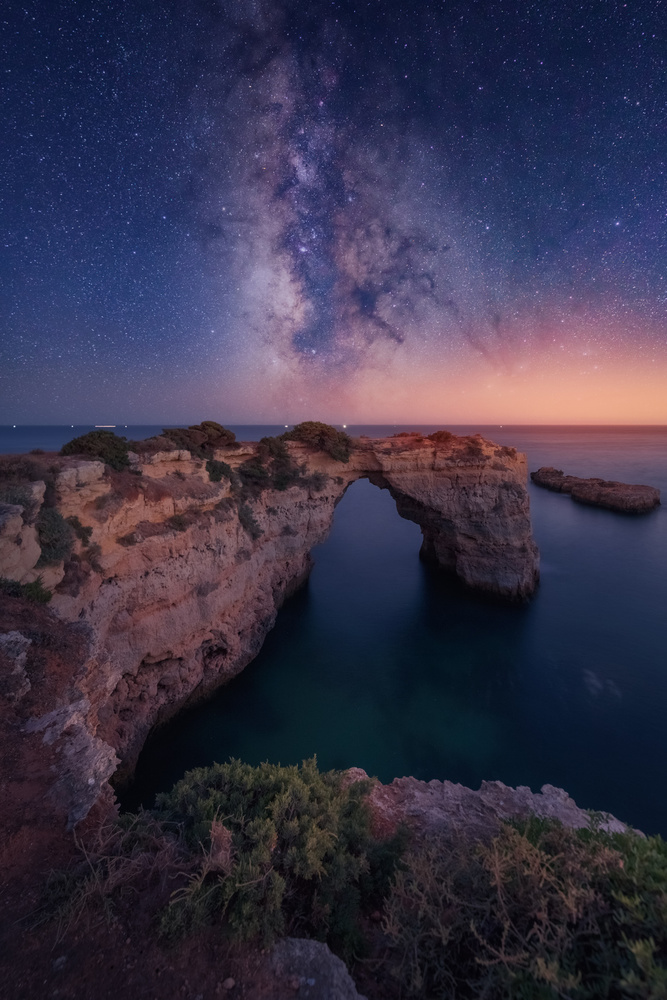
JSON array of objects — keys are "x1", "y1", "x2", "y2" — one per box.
[{"x1": 531, "y1": 466, "x2": 661, "y2": 513}]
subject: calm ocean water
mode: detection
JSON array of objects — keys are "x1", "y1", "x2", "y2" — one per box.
[{"x1": 2, "y1": 426, "x2": 666, "y2": 834}]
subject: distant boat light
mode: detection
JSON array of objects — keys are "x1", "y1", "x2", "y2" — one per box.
[{"x1": 95, "y1": 424, "x2": 116, "y2": 428}]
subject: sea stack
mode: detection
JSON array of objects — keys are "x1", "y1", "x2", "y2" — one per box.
[{"x1": 531, "y1": 467, "x2": 661, "y2": 513}]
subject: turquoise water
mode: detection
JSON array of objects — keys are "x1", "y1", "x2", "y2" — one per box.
[{"x1": 3, "y1": 426, "x2": 666, "y2": 834}]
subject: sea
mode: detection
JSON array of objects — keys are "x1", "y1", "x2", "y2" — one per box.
[{"x1": 2, "y1": 424, "x2": 666, "y2": 835}]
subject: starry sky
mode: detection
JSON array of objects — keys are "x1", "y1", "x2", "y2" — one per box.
[{"x1": 2, "y1": 0, "x2": 667, "y2": 425}]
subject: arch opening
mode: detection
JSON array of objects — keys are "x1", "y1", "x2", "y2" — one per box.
[{"x1": 120, "y1": 477, "x2": 528, "y2": 811}]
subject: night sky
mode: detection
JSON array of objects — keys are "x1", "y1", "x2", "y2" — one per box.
[{"x1": 2, "y1": 0, "x2": 666, "y2": 424}]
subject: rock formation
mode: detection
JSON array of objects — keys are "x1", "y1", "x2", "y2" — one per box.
[
  {"x1": 531, "y1": 466, "x2": 661, "y2": 513},
  {"x1": 345, "y1": 768, "x2": 628, "y2": 839},
  {"x1": 1, "y1": 430, "x2": 538, "y2": 825}
]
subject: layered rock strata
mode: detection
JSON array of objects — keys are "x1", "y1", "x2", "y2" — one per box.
[
  {"x1": 531, "y1": 466, "x2": 661, "y2": 513},
  {"x1": 1, "y1": 432, "x2": 538, "y2": 824}
]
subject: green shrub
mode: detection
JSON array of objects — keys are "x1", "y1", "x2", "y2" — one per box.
[
  {"x1": 205, "y1": 459, "x2": 232, "y2": 483},
  {"x1": 196, "y1": 421, "x2": 236, "y2": 447},
  {"x1": 161, "y1": 423, "x2": 237, "y2": 459},
  {"x1": 0, "y1": 575, "x2": 52, "y2": 603},
  {"x1": 258, "y1": 437, "x2": 304, "y2": 491},
  {"x1": 65, "y1": 516, "x2": 93, "y2": 545},
  {"x1": 382, "y1": 817, "x2": 667, "y2": 999},
  {"x1": 238, "y1": 503, "x2": 263, "y2": 539},
  {"x1": 168, "y1": 514, "x2": 188, "y2": 533},
  {"x1": 237, "y1": 459, "x2": 270, "y2": 493},
  {"x1": 36, "y1": 508, "x2": 74, "y2": 566},
  {"x1": 236, "y1": 438, "x2": 305, "y2": 495},
  {"x1": 61, "y1": 430, "x2": 130, "y2": 471},
  {"x1": 155, "y1": 758, "x2": 403, "y2": 953},
  {"x1": 282, "y1": 422, "x2": 351, "y2": 463},
  {"x1": 427, "y1": 429, "x2": 455, "y2": 445},
  {"x1": 0, "y1": 483, "x2": 39, "y2": 522},
  {"x1": 306, "y1": 472, "x2": 328, "y2": 492}
]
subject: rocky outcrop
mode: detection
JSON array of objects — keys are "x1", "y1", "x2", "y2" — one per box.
[
  {"x1": 1, "y1": 431, "x2": 538, "y2": 823},
  {"x1": 345, "y1": 768, "x2": 630, "y2": 839},
  {"x1": 531, "y1": 466, "x2": 661, "y2": 513},
  {"x1": 270, "y1": 938, "x2": 368, "y2": 1000}
]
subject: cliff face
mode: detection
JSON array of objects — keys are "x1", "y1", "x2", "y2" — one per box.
[{"x1": 0, "y1": 432, "x2": 538, "y2": 824}]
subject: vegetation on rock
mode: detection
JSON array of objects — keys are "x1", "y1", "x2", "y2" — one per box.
[
  {"x1": 282, "y1": 422, "x2": 351, "y2": 463},
  {"x1": 0, "y1": 575, "x2": 52, "y2": 603},
  {"x1": 61, "y1": 430, "x2": 131, "y2": 471},
  {"x1": 205, "y1": 459, "x2": 232, "y2": 483},
  {"x1": 237, "y1": 503, "x2": 263, "y2": 539},
  {"x1": 160, "y1": 422, "x2": 237, "y2": 458},
  {"x1": 0, "y1": 482, "x2": 39, "y2": 522},
  {"x1": 36, "y1": 507, "x2": 74, "y2": 566},
  {"x1": 428, "y1": 429, "x2": 455, "y2": 445},
  {"x1": 65, "y1": 515, "x2": 93, "y2": 545},
  {"x1": 156, "y1": 758, "x2": 402, "y2": 954},
  {"x1": 383, "y1": 817, "x2": 667, "y2": 999},
  {"x1": 37, "y1": 759, "x2": 667, "y2": 998}
]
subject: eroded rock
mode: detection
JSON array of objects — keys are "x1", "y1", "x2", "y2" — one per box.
[
  {"x1": 345, "y1": 769, "x2": 631, "y2": 841},
  {"x1": 531, "y1": 467, "x2": 660, "y2": 513}
]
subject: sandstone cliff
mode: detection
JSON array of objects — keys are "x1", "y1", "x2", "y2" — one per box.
[{"x1": 1, "y1": 430, "x2": 538, "y2": 825}]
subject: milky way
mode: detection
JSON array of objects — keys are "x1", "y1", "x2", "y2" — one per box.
[{"x1": 2, "y1": 0, "x2": 666, "y2": 422}]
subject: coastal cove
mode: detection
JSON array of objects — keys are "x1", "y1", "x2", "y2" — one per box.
[
  {"x1": 2, "y1": 425, "x2": 666, "y2": 836},
  {"x1": 119, "y1": 426, "x2": 667, "y2": 836}
]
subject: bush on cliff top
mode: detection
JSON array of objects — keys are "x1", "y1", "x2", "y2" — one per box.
[
  {"x1": 282, "y1": 422, "x2": 351, "y2": 463},
  {"x1": 60, "y1": 430, "x2": 130, "y2": 471},
  {"x1": 155, "y1": 758, "x2": 402, "y2": 954},
  {"x1": 161, "y1": 422, "x2": 237, "y2": 458}
]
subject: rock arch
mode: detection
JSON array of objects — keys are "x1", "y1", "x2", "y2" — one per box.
[{"x1": 1, "y1": 432, "x2": 539, "y2": 823}]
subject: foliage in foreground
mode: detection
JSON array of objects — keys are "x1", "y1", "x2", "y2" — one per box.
[
  {"x1": 36, "y1": 758, "x2": 667, "y2": 1000},
  {"x1": 383, "y1": 817, "x2": 667, "y2": 999},
  {"x1": 155, "y1": 758, "x2": 401, "y2": 954}
]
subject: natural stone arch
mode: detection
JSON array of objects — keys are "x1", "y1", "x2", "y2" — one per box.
[{"x1": 1, "y1": 432, "x2": 539, "y2": 824}]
